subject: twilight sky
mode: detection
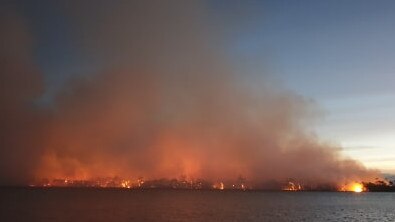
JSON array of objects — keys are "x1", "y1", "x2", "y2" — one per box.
[
  {"x1": 215, "y1": 0, "x2": 395, "y2": 173},
  {"x1": 3, "y1": 0, "x2": 395, "y2": 174}
]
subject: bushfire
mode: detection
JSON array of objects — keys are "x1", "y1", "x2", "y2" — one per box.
[
  {"x1": 339, "y1": 182, "x2": 365, "y2": 193},
  {"x1": 29, "y1": 177, "x2": 250, "y2": 190},
  {"x1": 282, "y1": 181, "x2": 303, "y2": 191},
  {"x1": 28, "y1": 177, "x2": 382, "y2": 192}
]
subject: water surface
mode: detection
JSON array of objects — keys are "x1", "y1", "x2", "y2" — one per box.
[{"x1": 1, "y1": 188, "x2": 394, "y2": 221}]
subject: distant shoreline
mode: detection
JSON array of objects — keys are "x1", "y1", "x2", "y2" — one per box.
[{"x1": 1, "y1": 186, "x2": 394, "y2": 192}]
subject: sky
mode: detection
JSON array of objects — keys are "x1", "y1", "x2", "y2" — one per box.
[
  {"x1": 214, "y1": 0, "x2": 395, "y2": 173},
  {"x1": 1, "y1": 0, "x2": 394, "y2": 181}
]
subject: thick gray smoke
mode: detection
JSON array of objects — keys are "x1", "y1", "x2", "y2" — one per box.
[{"x1": 0, "y1": 1, "x2": 378, "y2": 187}]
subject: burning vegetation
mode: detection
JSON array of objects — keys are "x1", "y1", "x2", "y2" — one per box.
[
  {"x1": 30, "y1": 177, "x2": 247, "y2": 190},
  {"x1": 29, "y1": 177, "x2": 395, "y2": 192},
  {"x1": 339, "y1": 182, "x2": 365, "y2": 193}
]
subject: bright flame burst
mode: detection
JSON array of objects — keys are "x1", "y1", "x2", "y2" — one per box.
[
  {"x1": 340, "y1": 182, "x2": 364, "y2": 193},
  {"x1": 351, "y1": 183, "x2": 363, "y2": 193}
]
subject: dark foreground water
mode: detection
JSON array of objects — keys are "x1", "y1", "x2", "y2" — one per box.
[{"x1": 1, "y1": 188, "x2": 395, "y2": 222}]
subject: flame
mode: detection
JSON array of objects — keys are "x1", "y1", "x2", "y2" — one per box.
[
  {"x1": 340, "y1": 182, "x2": 365, "y2": 192},
  {"x1": 121, "y1": 180, "x2": 131, "y2": 189},
  {"x1": 29, "y1": 176, "x2": 371, "y2": 192},
  {"x1": 213, "y1": 182, "x2": 225, "y2": 190},
  {"x1": 283, "y1": 181, "x2": 302, "y2": 191},
  {"x1": 351, "y1": 183, "x2": 363, "y2": 193}
]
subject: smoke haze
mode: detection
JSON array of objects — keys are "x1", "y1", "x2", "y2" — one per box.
[
  {"x1": 0, "y1": 6, "x2": 49, "y2": 185},
  {"x1": 0, "y1": 1, "x2": 378, "y2": 187}
]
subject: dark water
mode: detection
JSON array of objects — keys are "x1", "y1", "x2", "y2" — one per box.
[{"x1": 1, "y1": 188, "x2": 394, "y2": 222}]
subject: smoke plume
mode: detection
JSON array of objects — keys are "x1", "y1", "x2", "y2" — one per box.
[
  {"x1": 0, "y1": 8, "x2": 46, "y2": 185},
  {"x1": 0, "y1": 1, "x2": 378, "y2": 187}
]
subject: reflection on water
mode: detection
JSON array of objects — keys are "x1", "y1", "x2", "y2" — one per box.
[{"x1": 1, "y1": 188, "x2": 395, "y2": 222}]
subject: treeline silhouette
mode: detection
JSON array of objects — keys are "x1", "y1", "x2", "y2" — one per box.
[{"x1": 364, "y1": 178, "x2": 395, "y2": 192}]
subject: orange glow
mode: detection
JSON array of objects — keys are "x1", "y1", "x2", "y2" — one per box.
[
  {"x1": 351, "y1": 183, "x2": 363, "y2": 193},
  {"x1": 282, "y1": 182, "x2": 302, "y2": 191},
  {"x1": 213, "y1": 182, "x2": 225, "y2": 190},
  {"x1": 121, "y1": 180, "x2": 131, "y2": 188},
  {"x1": 340, "y1": 182, "x2": 365, "y2": 192}
]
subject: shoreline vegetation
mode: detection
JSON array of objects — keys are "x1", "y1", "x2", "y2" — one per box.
[
  {"x1": 4, "y1": 178, "x2": 395, "y2": 192},
  {"x1": 1, "y1": 186, "x2": 395, "y2": 192}
]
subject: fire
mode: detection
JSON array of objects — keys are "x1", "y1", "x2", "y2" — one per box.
[
  {"x1": 29, "y1": 177, "x2": 370, "y2": 192},
  {"x1": 121, "y1": 180, "x2": 131, "y2": 189},
  {"x1": 283, "y1": 181, "x2": 302, "y2": 191},
  {"x1": 340, "y1": 182, "x2": 365, "y2": 192},
  {"x1": 351, "y1": 183, "x2": 363, "y2": 193},
  {"x1": 213, "y1": 182, "x2": 225, "y2": 190}
]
